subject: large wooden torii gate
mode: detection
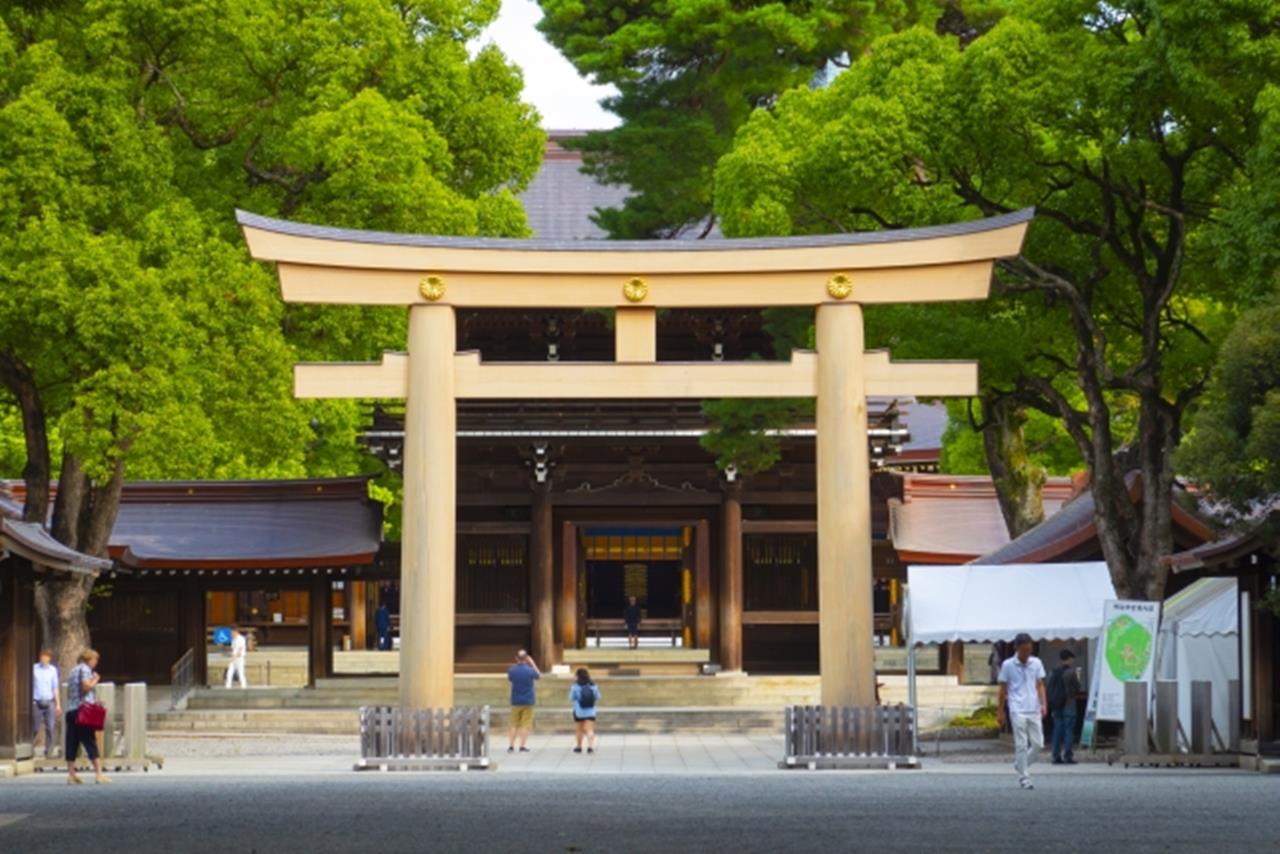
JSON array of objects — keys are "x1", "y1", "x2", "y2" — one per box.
[{"x1": 238, "y1": 209, "x2": 1031, "y2": 711}]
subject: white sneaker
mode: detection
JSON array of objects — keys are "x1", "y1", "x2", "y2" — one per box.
[{"x1": 1019, "y1": 778, "x2": 1035, "y2": 790}]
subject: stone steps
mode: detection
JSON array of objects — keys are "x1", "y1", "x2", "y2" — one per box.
[{"x1": 149, "y1": 707, "x2": 785, "y2": 735}]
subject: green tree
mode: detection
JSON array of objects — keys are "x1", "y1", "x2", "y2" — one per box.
[
  {"x1": 0, "y1": 0, "x2": 543, "y2": 669},
  {"x1": 715, "y1": 2, "x2": 1277, "y2": 598},
  {"x1": 1178, "y1": 295, "x2": 1280, "y2": 535},
  {"x1": 536, "y1": 0, "x2": 927, "y2": 237}
]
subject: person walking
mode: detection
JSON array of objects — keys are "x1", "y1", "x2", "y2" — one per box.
[
  {"x1": 1048, "y1": 649, "x2": 1082, "y2": 765},
  {"x1": 65, "y1": 648, "x2": 109, "y2": 785},
  {"x1": 623, "y1": 596, "x2": 641, "y2": 650},
  {"x1": 225, "y1": 626, "x2": 248, "y2": 689},
  {"x1": 507, "y1": 649, "x2": 540, "y2": 753},
  {"x1": 569, "y1": 668, "x2": 600, "y2": 754},
  {"x1": 996, "y1": 632, "x2": 1047, "y2": 790},
  {"x1": 32, "y1": 648, "x2": 61, "y2": 758},
  {"x1": 375, "y1": 603, "x2": 393, "y2": 651}
]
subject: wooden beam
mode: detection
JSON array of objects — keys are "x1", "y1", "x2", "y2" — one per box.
[
  {"x1": 557, "y1": 522, "x2": 578, "y2": 654},
  {"x1": 273, "y1": 260, "x2": 1002, "y2": 308},
  {"x1": 308, "y1": 574, "x2": 333, "y2": 687},
  {"x1": 294, "y1": 350, "x2": 977, "y2": 400},
  {"x1": 615, "y1": 307, "x2": 656, "y2": 362}
]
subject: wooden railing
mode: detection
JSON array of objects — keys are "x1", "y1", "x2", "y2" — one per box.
[
  {"x1": 170, "y1": 648, "x2": 196, "y2": 710},
  {"x1": 781, "y1": 704, "x2": 917, "y2": 769},
  {"x1": 355, "y1": 706, "x2": 491, "y2": 771},
  {"x1": 586, "y1": 618, "x2": 682, "y2": 647}
]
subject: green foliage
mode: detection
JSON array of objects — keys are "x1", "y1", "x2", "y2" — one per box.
[
  {"x1": 1178, "y1": 296, "x2": 1280, "y2": 526},
  {"x1": 700, "y1": 397, "x2": 812, "y2": 475},
  {"x1": 939, "y1": 400, "x2": 1080, "y2": 477},
  {"x1": 0, "y1": 0, "x2": 543, "y2": 490},
  {"x1": 536, "y1": 0, "x2": 929, "y2": 237},
  {"x1": 713, "y1": 1, "x2": 1278, "y2": 593},
  {"x1": 946, "y1": 703, "x2": 998, "y2": 729}
]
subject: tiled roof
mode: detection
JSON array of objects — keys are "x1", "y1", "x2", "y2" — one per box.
[
  {"x1": 1, "y1": 519, "x2": 111, "y2": 575},
  {"x1": 1, "y1": 477, "x2": 382, "y2": 570},
  {"x1": 889, "y1": 474, "x2": 1075, "y2": 563},
  {"x1": 518, "y1": 134, "x2": 629, "y2": 240}
]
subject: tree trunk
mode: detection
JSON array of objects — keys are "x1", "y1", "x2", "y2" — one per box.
[
  {"x1": 0, "y1": 353, "x2": 51, "y2": 524},
  {"x1": 981, "y1": 397, "x2": 1047, "y2": 539},
  {"x1": 39, "y1": 449, "x2": 129, "y2": 675}
]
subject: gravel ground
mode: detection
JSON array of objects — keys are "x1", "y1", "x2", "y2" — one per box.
[{"x1": 2, "y1": 764, "x2": 1276, "y2": 853}]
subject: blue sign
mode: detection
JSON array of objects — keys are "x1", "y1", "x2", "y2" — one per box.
[{"x1": 213, "y1": 626, "x2": 232, "y2": 646}]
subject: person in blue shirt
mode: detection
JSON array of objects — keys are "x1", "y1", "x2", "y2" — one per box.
[
  {"x1": 506, "y1": 649, "x2": 540, "y2": 753},
  {"x1": 569, "y1": 668, "x2": 600, "y2": 754},
  {"x1": 32, "y1": 649, "x2": 61, "y2": 758}
]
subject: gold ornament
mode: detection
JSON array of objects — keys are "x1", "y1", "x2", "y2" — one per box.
[
  {"x1": 418, "y1": 275, "x2": 446, "y2": 301},
  {"x1": 826, "y1": 273, "x2": 854, "y2": 300},
  {"x1": 622, "y1": 277, "x2": 649, "y2": 303}
]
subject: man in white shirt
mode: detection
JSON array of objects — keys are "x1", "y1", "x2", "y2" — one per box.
[
  {"x1": 997, "y1": 632, "x2": 1048, "y2": 789},
  {"x1": 225, "y1": 627, "x2": 249, "y2": 688},
  {"x1": 32, "y1": 649, "x2": 61, "y2": 757}
]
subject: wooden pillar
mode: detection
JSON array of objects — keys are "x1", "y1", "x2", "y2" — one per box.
[
  {"x1": 308, "y1": 575, "x2": 333, "y2": 688},
  {"x1": 0, "y1": 560, "x2": 35, "y2": 759},
  {"x1": 816, "y1": 302, "x2": 875, "y2": 708},
  {"x1": 695, "y1": 519, "x2": 713, "y2": 650},
  {"x1": 180, "y1": 578, "x2": 208, "y2": 687},
  {"x1": 719, "y1": 483, "x2": 744, "y2": 672},
  {"x1": 400, "y1": 304, "x2": 457, "y2": 709},
  {"x1": 349, "y1": 580, "x2": 368, "y2": 650},
  {"x1": 557, "y1": 522, "x2": 578, "y2": 651},
  {"x1": 530, "y1": 484, "x2": 555, "y2": 665}
]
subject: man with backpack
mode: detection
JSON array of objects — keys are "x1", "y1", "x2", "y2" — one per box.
[{"x1": 1048, "y1": 649, "x2": 1082, "y2": 764}]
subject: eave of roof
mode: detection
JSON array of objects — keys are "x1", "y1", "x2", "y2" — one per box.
[
  {"x1": 236, "y1": 208, "x2": 1034, "y2": 254},
  {"x1": 1, "y1": 520, "x2": 111, "y2": 576}
]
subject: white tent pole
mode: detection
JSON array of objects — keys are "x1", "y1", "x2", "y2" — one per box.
[{"x1": 905, "y1": 584, "x2": 918, "y2": 754}]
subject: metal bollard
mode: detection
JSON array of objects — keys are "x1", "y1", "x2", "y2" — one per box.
[
  {"x1": 1189, "y1": 680, "x2": 1213, "y2": 754},
  {"x1": 1123, "y1": 681, "x2": 1149, "y2": 755},
  {"x1": 1154, "y1": 680, "x2": 1178, "y2": 753},
  {"x1": 122, "y1": 683, "x2": 148, "y2": 761},
  {"x1": 1227, "y1": 679, "x2": 1241, "y2": 751}
]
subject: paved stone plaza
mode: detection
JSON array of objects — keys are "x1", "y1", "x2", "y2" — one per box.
[{"x1": 2, "y1": 735, "x2": 1277, "y2": 852}]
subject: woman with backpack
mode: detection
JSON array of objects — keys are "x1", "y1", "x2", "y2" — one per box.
[{"x1": 569, "y1": 667, "x2": 599, "y2": 754}]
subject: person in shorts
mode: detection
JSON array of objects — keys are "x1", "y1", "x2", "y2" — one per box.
[
  {"x1": 507, "y1": 649, "x2": 540, "y2": 753},
  {"x1": 569, "y1": 668, "x2": 599, "y2": 754}
]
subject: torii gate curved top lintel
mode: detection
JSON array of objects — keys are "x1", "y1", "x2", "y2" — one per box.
[{"x1": 237, "y1": 208, "x2": 1031, "y2": 712}]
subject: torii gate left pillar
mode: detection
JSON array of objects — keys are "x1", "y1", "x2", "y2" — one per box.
[
  {"x1": 237, "y1": 207, "x2": 1032, "y2": 712},
  {"x1": 400, "y1": 304, "x2": 457, "y2": 708}
]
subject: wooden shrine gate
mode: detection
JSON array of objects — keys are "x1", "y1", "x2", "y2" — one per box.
[{"x1": 238, "y1": 209, "x2": 1031, "y2": 711}]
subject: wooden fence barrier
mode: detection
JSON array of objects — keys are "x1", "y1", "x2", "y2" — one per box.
[
  {"x1": 781, "y1": 704, "x2": 918, "y2": 770},
  {"x1": 355, "y1": 706, "x2": 491, "y2": 771}
]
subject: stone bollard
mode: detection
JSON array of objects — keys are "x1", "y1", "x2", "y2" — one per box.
[
  {"x1": 96, "y1": 682, "x2": 116, "y2": 758},
  {"x1": 122, "y1": 683, "x2": 148, "y2": 761}
]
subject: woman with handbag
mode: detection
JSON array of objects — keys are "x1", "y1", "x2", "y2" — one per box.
[{"x1": 65, "y1": 648, "x2": 110, "y2": 785}]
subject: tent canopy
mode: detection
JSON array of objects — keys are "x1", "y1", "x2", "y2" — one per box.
[
  {"x1": 906, "y1": 562, "x2": 1117, "y2": 645},
  {"x1": 1160, "y1": 577, "x2": 1237, "y2": 637}
]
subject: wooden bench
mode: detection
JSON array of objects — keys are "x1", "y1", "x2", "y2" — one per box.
[{"x1": 586, "y1": 618, "x2": 683, "y2": 647}]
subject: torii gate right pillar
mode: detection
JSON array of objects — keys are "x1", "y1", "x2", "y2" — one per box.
[{"x1": 816, "y1": 303, "x2": 876, "y2": 707}]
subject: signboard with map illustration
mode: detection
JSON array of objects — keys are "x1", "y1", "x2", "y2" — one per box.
[{"x1": 1093, "y1": 599, "x2": 1161, "y2": 721}]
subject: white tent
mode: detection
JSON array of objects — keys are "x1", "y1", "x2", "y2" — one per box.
[
  {"x1": 906, "y1": 562, "x2": 1118, "y2": 644},
  {"x1": 903, "y1": 562, "x2": 1117, "y2": 746},
  {"x1": 1155, "y1": 577, "x2": 1239, "y2": 747}
]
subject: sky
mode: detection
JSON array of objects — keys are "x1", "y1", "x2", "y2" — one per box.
[{"x1": 479, "y1": 0, "x2": 619, "y2": 129}]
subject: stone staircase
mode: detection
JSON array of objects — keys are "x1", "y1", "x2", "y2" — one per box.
[{"x1": 150, "y1": 673, "x2": 995, "y2": 735}]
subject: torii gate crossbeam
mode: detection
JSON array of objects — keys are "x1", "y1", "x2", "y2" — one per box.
[{"x1": 238, "y1": 208, "x2": 1031, "y2": 712}]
